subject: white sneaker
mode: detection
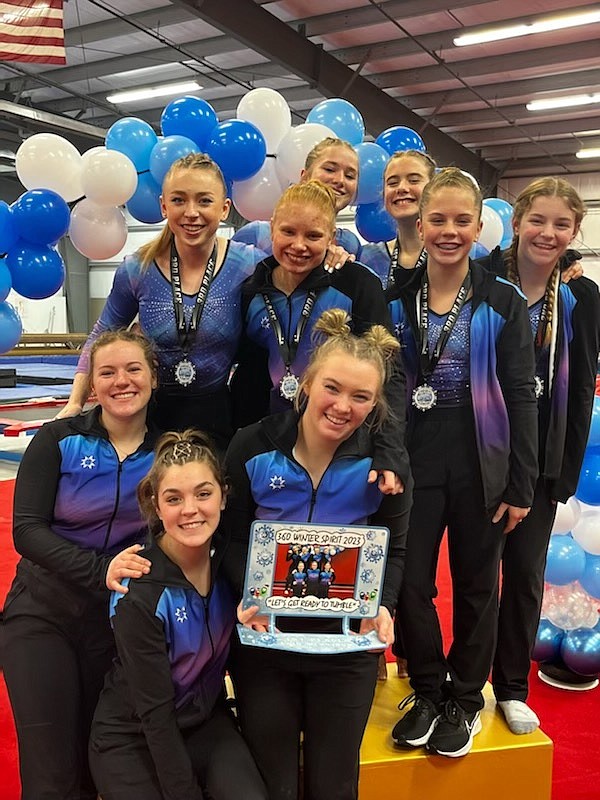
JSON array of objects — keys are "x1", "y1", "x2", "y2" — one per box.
[{"x1": 498, "y1": 700, "x2": 540, "y2": 734}]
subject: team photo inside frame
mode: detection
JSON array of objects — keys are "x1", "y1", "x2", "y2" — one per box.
[{"x1": 238, "y1": 520, "x2": 390, "y2": 654}]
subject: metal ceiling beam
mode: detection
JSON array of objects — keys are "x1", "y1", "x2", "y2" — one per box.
[
  {"x1": 500, "y1": 158, "x2": 597, "y2": 178},
  {"x1": 454, "y1": 117, "x2": 600, "y2": 148},
  {"x1": 429, "y1": 104, "x2": 600, "y2": 131},
  {"x1": 481, "y1": 138, "x2": 600, "y2": 161},
  {"x1": 0, "y1": 100, "x2": 106, "y2": 140},
  {"x1": 64, "y1": 5, "x2": 193, "y2": 47},
  {"x1": 169, "y1": 0, "x2": 493, "y2": 179},
  {"x1": 403, "y1": 69, "x2": 600, "y2": 112}
]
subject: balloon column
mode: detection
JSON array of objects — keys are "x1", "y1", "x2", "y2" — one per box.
[{"x1": 533, "y1": 394, "x2": 600, "y2": 685}]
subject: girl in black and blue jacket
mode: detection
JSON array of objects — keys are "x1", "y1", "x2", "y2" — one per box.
[
  {"x1": 479, "y1": 178, "x2": 600, "y2": 732},
  {"x1": 387, "y1": 169, "x2": 539, "y2": 759}
]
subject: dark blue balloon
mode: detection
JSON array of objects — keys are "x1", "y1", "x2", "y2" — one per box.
[
  {"x1": 575, "y1": 449, "x2": 600, "y2": 505},
  {"x1": 106, "y1": 117, "x2": 158, "y2": 172},
  {"x1": 0, "y1": 260, "x2": 12, "y2": 302},
  {"x1": 5, "y1": 241, "x2": 65, "y2": 299},
  {"x1": 160, "y1": 96, "x2": 218, "y2": 151},
  {"x1": 355, "y1": 142, "x2": 388, "y2": 206},
  {"x1": 545, "y1": 534, "x2": 586, "y2": 586},
  {"x1": 206, "y1": 119, "x2": 266, "y2": 182},
  {"x1": 0, "y1": 201, "x2": 19, "y2": 255},
  {"x1": 12, "y1": 189, "x2": 70, "y2": 245},
  {"x1": 0, "y1": 300, "x2": 22, "y2": 353},
  {"x1": 149, "y1": 135, "x2": 197, "y2": 185},
  {"x1": 532, "y1": 618, "x2": 564, "y2": 663},
  {"x1": 580, "y1": 554, "x2": 600, "y2": 600},
  {"x1": 560, "y1": 627, "x2": 600, "y2": 676},
  {"x1": 375, "y1": 126, "x2": 426, "y2": 157},
  {"x1": 355, "y1": 201, "x2": 396, "y2": 243},
  {"x1": 587, "y1": 396, "x2": 600, "y2": 449},
  {"x1": 126, "y1": 173, "x2": 163, "y2": 224}
]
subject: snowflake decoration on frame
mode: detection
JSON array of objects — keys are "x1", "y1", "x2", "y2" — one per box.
[
  {"x1": 256, "y1": 551, "x2": 274, "y2": 568},
  {"x1": 364, "y1": 543, "x2": 385, "y2": 563},
  {"x1": 254, "y1": 524, "x2": 275, "y2": 546},
  {"x1": 257, "y1": 633, "x2": 277, "y2": 646},
  {"x1": 359, "y1": 602, "x2": 370, "y2": 616},
  {"x1": 360, "y1": 568, "x2": 377, "y2": 584},
  {"x1": 353, "y1": 636, "x2": 372, "y2": 647},
  {"x1": 253, "y1": 570, "x2": 265, "y2": 582}
]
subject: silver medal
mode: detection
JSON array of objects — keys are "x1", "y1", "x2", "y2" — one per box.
[
  {"x1": 412, "y1": 383, "x2": 437, "y2": 412},
  {"x1": 279, "y1": 372, "x2": 300, "y2": 401},
  {"x1": 534, "y1": 375, "x2": 544, "y2": 399},
  {"x1": 175, "y1": 359, "x2": 196, "y2": 387}
]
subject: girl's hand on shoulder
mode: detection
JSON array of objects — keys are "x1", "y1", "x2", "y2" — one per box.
[
  {"x1": 237, "y1": 601, "x2": 273, "y2": 633},
  {"x1": 324, "y1": 243, "x2": 355, "y2": 273},
  {"x1": 561, "y1": 260, "x2": 584, "y2": 283},
  {"x1": 54, "y1": 401, "x2": 82, "y2": 420},
  {"x1": 106, "y1": 544, "x2": 151, "y2": 593},
  {"x1": 492, "y1": 502, "x2": 531, "y2": 534},
  {"x1": 359, "y1": 606, "x2": 394, "y2": 651}
]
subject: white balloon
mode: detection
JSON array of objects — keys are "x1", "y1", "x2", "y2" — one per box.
[
  {"x1": 69, "y1": 200, "x2": 128, "y2": 260},
  {"x1": 552, "y1": 497, "x2": 582, "y2": 535},
  {"x1": 571, "y1": 512, "x2": 600, "y2": 555},
  {"x1": 16, "y1": 133, "x2": 84, "y2": 202},
  {"x1": 81, "y1": 148, "x2": 138, "y2": 206},
  {"x1": 237, "y1": 88, "x2": 292, "y2": 154},
  {"x1": 275, "y1": 123, "x2": 335, "y2": 187},
  {"x1": 478, "y1": 205, "x2": 504, "y2": 251},
  {"x1": 232, "y1": 158, "x2": 285, "y2": 221}
]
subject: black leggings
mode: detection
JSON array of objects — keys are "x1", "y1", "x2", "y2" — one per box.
[{"x1": 229, "y1": 639, "x2": 379, "y2": 800}]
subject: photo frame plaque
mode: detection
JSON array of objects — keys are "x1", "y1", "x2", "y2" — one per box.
[{"x1": 238, "y1": 520, "x2": 390, "y2": 654}]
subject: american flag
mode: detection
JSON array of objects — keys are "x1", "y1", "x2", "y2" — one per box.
[{"x1": 0, "y1": 0, "x2": 66, "y2": 65}]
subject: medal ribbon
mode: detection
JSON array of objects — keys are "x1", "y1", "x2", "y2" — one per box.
[
  {"x1": 419, "y1": 270, "x2": 472, "y2": 381},
  {"x1": 170, "y1": 242, "x2": 217, "y2": 355},
  {"x1": 387, "y1": 238, "x2": 427, "y2": 287},
  {"x1": 262, "y1": 290, "x2": 317, "y2": 373}
]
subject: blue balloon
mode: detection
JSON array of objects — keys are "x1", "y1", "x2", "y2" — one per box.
[
  {"x1": 580, "y1": 553, "x2": 600, "y2": 600},
  {"x1": 0, "y1": 300, "x2": 22, "y2": 353},
  {"x1": 161, "y1": 95, "x2": 218, "y2": 150},
  {"x1": 532, "y1": 618, "x2": 565, "y2": 663},
  {"x1": 560, "y1": 627, "x2": 600, "y2": 676},
  {"x1": 483, "y1": 197, "x2": 513, "y2": 242},
  {"x1": 307, "y1": 98, "x2": 365, "y2": 146},
  {"x1": 355, "y1": 142, "x2": 389, "y2": 205},
  {"x1": 499, "y1": 234, "x2": 513, "y2": 250},
  {"x1": 12, "y1": 189, "x2": 70, "y2": 246},
  {"x1": 0, "y1": 201, "x2": 19, "y2": 255},
  {"x1": 206, "y1": 119, "x2": 266, "y2": 182},
  {"x1": 126, "y1": 172, "x2": 163, "y2": 224},
  {"x1": 0, "y1": 260, "x2": 12, "y2": 302},
  {"x1": 106, "y1": 117, "x2": 158, "y2": 172},
  {"x1": 355, "y1": 201, "x2": 396, "y2": 243},
  {"x1": 545, "y1": 534, "x2": 587, "y2": 586},
  {"x1": 375, "y1": 126, "x2": 426, "y2": 156},
  {"x1": 149, "y1": 135, "x2": 198, "y2": 186},
  {"x1": 470, "y1": 242, "x2": 490, "y2": 260},
  {"x1": 575, "y1": 449, "x2": 600, "y2": 505},
  {"x1": 6, "y1": 241, "x2": 65, "y2": 299},
  {"x1": 587, "y1": 396, "x2": 600, "y2": 449}
]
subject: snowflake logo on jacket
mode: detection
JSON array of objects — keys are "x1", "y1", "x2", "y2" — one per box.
[
  {"x1": 80, "y1": 455, "x2": 96, "y2": 469},
  {"x1": 269, "y1": 475, "x2": 285, "y2": 490},
  {"x1": 175, "y1": 607, "x2": 188, "y2": 623}
]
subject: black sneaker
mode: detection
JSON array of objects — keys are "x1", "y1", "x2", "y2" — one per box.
[
  {"x1": 392, "y1": 693, "x2": 441, "y2": 748},
  {"x1": 426, "y1": 699, "x2": 482, "y2": 758}
]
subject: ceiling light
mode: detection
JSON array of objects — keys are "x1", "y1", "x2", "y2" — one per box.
[
  {"x1": 106, "y1": 81, "x2": 201, "y2": 103},
  {"x1": 576, "y1": 148, "x2": 600, "y2": 159},
  {"x1": 527, "y1": 94, "x2": 600, "y2": 112},
  {"x1": 454, "y1": 9, "x2": 600, "y2": 46}
]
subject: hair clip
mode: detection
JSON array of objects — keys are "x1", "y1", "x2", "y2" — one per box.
[{"x1": 172, "y1": 441, "x2": 193, "y2": 460}]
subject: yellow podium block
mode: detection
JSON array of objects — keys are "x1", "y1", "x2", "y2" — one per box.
[{"x1": 359, "y1": 665, "x2": 553, "y2": 800}]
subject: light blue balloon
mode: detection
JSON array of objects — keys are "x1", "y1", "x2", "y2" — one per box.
[
  {"x1": 355, "y1": 201, "x2": 395, "y2": 243},
  {"x1": 375, "y1": 126, "x2": 426, "y2": 156},
  {"x1": 126, "y1": 172, "x2": 163, "y2": 224},
  {"x1": 580, "y1": 553, "x2": 600, "y2": 600},
  {"x1": 160, "y1": 96, "x2": 218, "y2": 150},
  {"x1": 500, "y1": 234, "x2": 513, "y2": 250},
  {"x1": 575, "y1": 449, "x2": 600, "y2": 505},
  {"x1": 0, "y1": 300, "x2": 22, "y2": 353},
  {"x1": 6, "y1": 241, "x2": 65, "y2": 299},
  {"x1": 149, "y1": 135, "x2": 198, "y2": 185},
  {"x1": 587, "y1": 396, "x2": 600, "y2": 449},
  {"x1": 483, "y1": 197, "x2": 513, "y2": 241},
  {"x1": 561, "y1": 627, "x2": 600, "y2": 676},
  {"x1": 355, "y1": 142, "x2": 389, "y2": 205},
  {"x1": 545, "y1": 534, "x2": 587, "y2": 586},
  {"x1": 532, "y1": 618, "x2": 564, "y2": 663},
  {"x1": 470, "y1": 242, "x2": 490, "y2": 260},
  {"x1": 12, "y1": 189, "x2": 70, "y2": 246},
  {"x1": 206, "y1": 119, "x2": 266, "y2": 182},
  {"x1": 106, "y1": 117, "x2": 158, "y2": 172},
  {"x1": 0, "y1": 260, "x2": 12, "y2": 302},
  {"x1": 0, "y1": 201, "x2": 19, "y2": 255},
  {"x1": 307, "y1": 98, "x2": 365, "y2": 146}
]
